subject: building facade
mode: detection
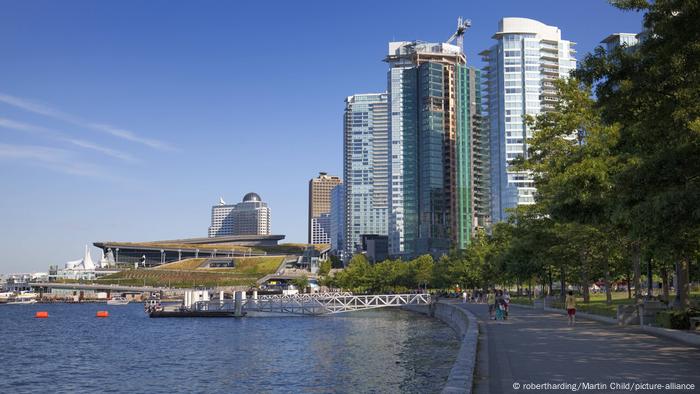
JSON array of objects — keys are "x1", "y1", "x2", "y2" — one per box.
[
  {"x1": 601, "y1": 32, "x2": 639, "y2": 52},
  {"x1": 308, "y1": 172, "x2": 342, "y2": 244},
  {"x1": 208, "y1": 193, "x2": 271, "y2": 237},
  {"x1": 208, "y1": 198, "x2": 235, "y2": 237},
  {"x1": 385, "y1": 41, "x2": 481, "y2": 256},
  {"x1": 481, "y1": 18, "x2": 576, "y2": 223},
  {"x1": 329, "y1": 184, "x2": 345, "y2": 260},
  {"x1": 343, "y1": 93, "x2": 389, "y2": 260}
]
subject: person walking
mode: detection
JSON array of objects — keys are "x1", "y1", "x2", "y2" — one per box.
[
  {"x1": 487, "y1": 290, "x2": 496, "y2": 319},
  {"x1": 565, "y1": 290, "x2": 577, "y2": 326}
]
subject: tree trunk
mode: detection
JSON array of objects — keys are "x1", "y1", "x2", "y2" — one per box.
[
  {"x1": 646, "y1": 258, "x2": 654, "y2": 300},
  {"x1": 661, "y1": 265, "x2": 669, "y2": 304},
  {"x1": 528, "y1": 279, "x2": 532, "y2": 300},
  {"x1": 581, "y1": 251, "x2": 590, "y2": 303},
  {"x1": 548, "y1": 269, "x2": 553, "y2": 296},
  {"x1": 560, "y1": 265, "x2": 566, "y2": 300},
  {"x1": 604, "y1": 259, "x2": 612, "y2": 305},
  {"x1": 627, "y1": 270, "x2": 632, "y2": 299},
  {"x1": 632, "y1": 242, "x2": 641, "y2": 300},
  {"x1": 680, "y1": 259, "x2": 690, "y2": 308}
]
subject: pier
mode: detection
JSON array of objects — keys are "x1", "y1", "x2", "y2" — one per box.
[{"x1": 149, "y1": 292, "x2": 432, "y2": 317}]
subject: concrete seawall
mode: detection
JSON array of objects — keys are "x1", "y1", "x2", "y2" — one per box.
[{"x1": 404, "y1": 302, "x2": 478, "y2": 394}]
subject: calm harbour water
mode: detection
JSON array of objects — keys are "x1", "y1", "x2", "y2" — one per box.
[{"x1": 0, "y1": 303, "x2": 458, "y2": 393}]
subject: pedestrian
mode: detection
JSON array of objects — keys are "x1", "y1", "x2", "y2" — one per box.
[
  {"x1": 487, "y1": 290, "x2": 496, "y2": 319},
  {"x1": 495, "y1": 290, "x2": 505, "y2": 320},
  {"x1": 462, "y1": 290, "x2": 467, "y2": 304},
  {"x1": 565, "y1": 290, "x2": 576, "y2": 326}
]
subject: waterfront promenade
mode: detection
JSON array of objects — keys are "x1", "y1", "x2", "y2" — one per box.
[{"x1": 457, "y1": 303, "x2": 700, "y2": 394}]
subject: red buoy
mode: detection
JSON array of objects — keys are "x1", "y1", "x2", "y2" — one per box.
[
  {"x1": 35, "y1": 311, "x2": 49, "y2": 318},
  {"x1": 96, "y1": 311, "x2": 109, "y2": 318}
]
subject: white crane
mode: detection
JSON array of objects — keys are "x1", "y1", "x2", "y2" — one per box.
[{"x1": 447, "y1": 17, "x2": 472, "y2": 51}]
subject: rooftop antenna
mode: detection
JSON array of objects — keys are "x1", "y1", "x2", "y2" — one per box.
[{"x1": 447, "y1": 16, "x2": 472, "y2": 52}]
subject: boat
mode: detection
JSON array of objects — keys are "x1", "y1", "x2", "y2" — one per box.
[
  {"x1": 107, "y1": 296, "x2": 130, "y2": 305},
  {"x1": 6, "y1": 292, "x2": 38, "y2": 304},
  {"x1": 6, "y1": 299, "x2": 38, "y2": 305}
]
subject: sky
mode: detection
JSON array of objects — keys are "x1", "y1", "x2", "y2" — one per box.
[{"x1": 0, "y1": 0, "x2": 644, "y2": 273}]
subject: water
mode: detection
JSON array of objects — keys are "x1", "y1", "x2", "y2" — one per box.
[{"x1": 0, "y1": 303, "x2": 458, "y2": 393}]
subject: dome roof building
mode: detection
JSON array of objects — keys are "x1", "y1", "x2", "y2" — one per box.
[
  {"x1": 208, "y1": 193, "x2": 270, "y2": 237},
  {"x1": 242, "y1": 192, "x2": 261, "y2": 202}
]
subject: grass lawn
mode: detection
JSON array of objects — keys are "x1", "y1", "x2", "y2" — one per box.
[
  {"x1": 152, "y1": 258, "x2": 206, "y2": 270},
  {"x1": 546, "y1": 291, "x2": 700, "y2": 318},
  {"x1": 96, "y1": 256, "x2": 285, "y2": 288},
  {"x1": 510, "y1": 296, "x2": 534, "y2": 306}
]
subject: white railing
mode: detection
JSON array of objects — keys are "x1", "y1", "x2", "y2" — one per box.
[{"x1": 244, "y1": 293, "x2": 431, "y2": 316}]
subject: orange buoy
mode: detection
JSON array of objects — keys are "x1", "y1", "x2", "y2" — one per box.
[
  {"x1": 96, "y1": 311, "x2": 109, "y2": 318},
  {"x1": 35, "y1": 311, "x2": 49, "y2": 318}
]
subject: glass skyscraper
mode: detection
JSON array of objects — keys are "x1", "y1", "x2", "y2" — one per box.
[
  {"x1": 385, "y1": 42, "x2": 481, "y2": 256},
  {"x1": 343, "y1": 93, "x2": 389, "y2": 260},
  {"x1": 481, "y1": 18, "x2": 576, "y2": 222}
]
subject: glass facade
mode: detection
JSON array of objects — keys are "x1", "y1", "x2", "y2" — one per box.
[
  {"x1": 386, "y1": 42, "x2": 481, "y2": 257},
  {"x1": 482, "y1": 18, "x2": 576, "y2": 223},
  {"x1": 343, "y1": 93, "x2": 389, "y2": 260}
]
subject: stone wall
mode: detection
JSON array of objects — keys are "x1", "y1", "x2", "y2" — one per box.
[{"x1": 404, "y1": 302, "x2": 478, "y2": 394}]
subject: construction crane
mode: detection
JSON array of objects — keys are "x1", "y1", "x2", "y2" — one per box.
[{"x1": 447, "y1": 17, "x2": 472, "y2": 51}]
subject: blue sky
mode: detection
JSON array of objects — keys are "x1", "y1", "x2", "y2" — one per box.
[{"x1": 0, "y1": 1, "x2": 643, "y2": 273}]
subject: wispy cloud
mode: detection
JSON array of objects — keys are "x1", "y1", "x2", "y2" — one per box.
[
  {"x1": 0, "y1": 92, "x2": 175, "y2": 151},
  {"x1": 0, "y1": 117, "x2": 137, "y2": 162},
  {"x1": 0, "y1": 143, "x2": 104, "y2": 177}
]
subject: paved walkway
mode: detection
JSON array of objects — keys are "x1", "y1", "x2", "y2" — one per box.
[{"x1": 457, "y1": 303, "x2": 700, "y2": 394}]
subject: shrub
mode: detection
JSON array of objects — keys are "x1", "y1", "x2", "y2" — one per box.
[{"x1": 655, "y1": 309, "x2": 700, "y2": 330}]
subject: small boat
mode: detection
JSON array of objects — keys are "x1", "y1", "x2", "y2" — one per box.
[
  {"x1": 6, "y1": 292, "x2": 38, "y2": 304},
  {"x1": 107, "y1": 296, "x2": 130, "y2": 305}
]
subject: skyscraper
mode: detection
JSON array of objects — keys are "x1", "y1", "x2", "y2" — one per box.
[
  {"x1": 308, "y1": 172, "x2": 342, "y2": 245},
  {"x1": 208, "y1": 197, "x2": 235, "y2": 237},
  {"x1": 385, "y1": 41, "x2": 481, "y2": 256},
  {"x1": 481, "y1": 18, "x2": 576, "y2": 223},
  {"x1": 208, "y1": 193, "x2": 271, "y2": 237},
  {"x1": 343, "y1": 93, "x2": 389, "y2": 259},
  {"x1": 329, "y1": 184, "x2": 345, "y2": 261}
]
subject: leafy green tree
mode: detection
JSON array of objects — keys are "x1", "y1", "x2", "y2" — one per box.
[
  {"x1": 576, "y1": 0, "x2": 700, "y2": 307},
  {"x1": 409, "y1": 255, "x2": 434, "y2": 290},
  {"x1": 318, "y1": 260, "x2": 331, "y2": 277},
  {"x1": 291, "y1": 275, "x2": 309, "y2": 293}
]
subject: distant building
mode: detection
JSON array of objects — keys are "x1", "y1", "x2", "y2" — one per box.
[
  {"x1": 601, "y1": 32, "x2": 639, "y2": 52},
  {"x1": 343, "y1": 93, "x2": 389, "y2": 261},
  {"x1": 360, "y1": 234, "x2": 389, "y2": 264},
  {"x1": 308, "y1": 173, "x2": 342, "y2": 244},
  {"x1": 208, "y1": 193, "x2": 271, "y2": 237},
  {"x1": 481, "y1": 18, "x2": 576, "y2": 223},
  {"x1": 94, "y1": 234, "x2": 285, "y2": 267},
  {"x1": 385, "y1": 41, "x2": 480, "y2": 256},
  {"x1": 329, "y1": 184, "x2": 345, "y2": 260},
  {"x1": 208, "y1": 197, "x2": 235, "y2": 237}
]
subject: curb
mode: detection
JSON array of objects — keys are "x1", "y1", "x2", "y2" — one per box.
[{"x1": 640, "y1": 325, "x2": 700, "y2": 347}]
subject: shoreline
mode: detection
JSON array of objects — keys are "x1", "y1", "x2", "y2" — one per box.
[{"x1": 404, "y1": 301, "x2": 478, "y2": 394}]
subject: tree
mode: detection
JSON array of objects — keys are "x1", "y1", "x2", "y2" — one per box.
[
  {"x1": 576, "y1": 0, "x2": 700, "y2": 308},
  {"x1": 291, "y1": 275, "x2": 309, "y2": 293},
  {"x1": 409, "y1": 255, "x2": 434, "y2": 290}
]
